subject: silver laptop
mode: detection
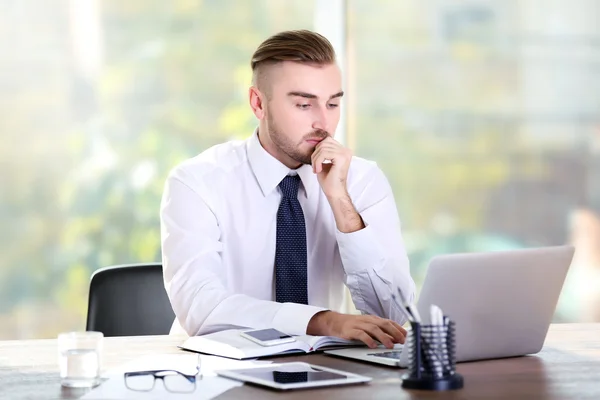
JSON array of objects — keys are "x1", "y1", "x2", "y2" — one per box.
[{"x1": 325, "y1": 245, "x2": 575, "y2": 367}]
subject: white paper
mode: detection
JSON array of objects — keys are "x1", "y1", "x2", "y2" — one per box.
[
  {"x1": 110, "y1": 354, "x2": 202, "y2": 375},
  {"x1": 81, "y1": 353, "x2": 272, "y2": 400},
  {"x1": 82, "y1": 374, "x2": 241, "y2": 400},
  {"x1": 197, "y1": 354, "x2": 273, "y2": 376}
]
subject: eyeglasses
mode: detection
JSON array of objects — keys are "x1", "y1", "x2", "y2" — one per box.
[{"x1": 124, "y1": 369, "x2": 199, "y2": 393}]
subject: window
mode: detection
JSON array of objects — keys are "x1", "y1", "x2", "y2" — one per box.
[
  {"x1": 0, "y1": 0, "x2": 315, "y2": 339},
  {"x1": 2, "y1": 0, "x2": 599, "y2": 339},
  {"x1": 347, "y1": 0, "x2": 600, "y2": 322}
]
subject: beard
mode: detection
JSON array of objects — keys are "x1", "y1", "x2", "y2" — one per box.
[{"x1": 267, "y1": 112, "x2": 329, "y2": 165}]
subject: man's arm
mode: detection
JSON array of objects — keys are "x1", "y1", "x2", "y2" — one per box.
[
  {"x1": 306, "y1": 138, "x2": 415, "y2": 347},
  {"x1": 160, "y1": 167, "x2": 325, "y2": 336},
  {"x1": 334, "y1": 164, "x2": 416, "y2": 320},
  {"x1": 311, "y1": 137, "x2": 365, "y2": 235},
  {"x1": 326, "y1": 192, "x2": 365, "y2": 233},
  {"x1": 311, "y1": 138, "x2": 416, "y2": 322}
]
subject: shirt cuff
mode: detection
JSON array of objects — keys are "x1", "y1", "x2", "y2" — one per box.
[
  {"x1": 336, "y1": 223, "x2": 386, "y2": 275},
  {"x1": 272, "y1": 303, "x2": 328, "y2": 336}
]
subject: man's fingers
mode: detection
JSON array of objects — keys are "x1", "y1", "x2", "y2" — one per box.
[
  {"x1": 315, "y1": 141, "x2": 339, "y2": 151},
  {"x1": 319, "y1": 136, "x2": 338, "y2": 146},
  {"x1": 311, "y1": 147, "x2": 321, "y2": 173},
  {"x1": 312, "y1": 149, "x2": 337, "y2": 174},
  {"x1": 353, "y1": 330, "x2": 378, "y2": 349},
  {"x1": 311, "y1": 147, "x2": 328, "y2": 173},
  {"x1": 312, "y1": 139, "x2": 350, "y2": 175},
  {"x1": 392, "y1": 320, "x2": 407, "y2": 334},
  {"x1": 336, "y1": 316, "x2": 406, "y2": 348},
  {"x1": 362, "y1": 324, "x2": 394, "y2": 349},
  {"x1": 391, "y1": 321, "x2": 407, "y2": 339},
  {"x1": 361, "y1": 316, "x2": 407, "y2": 344},
  {"x1": 377, "y1": 320, "x2": 407, "y2": 344}
]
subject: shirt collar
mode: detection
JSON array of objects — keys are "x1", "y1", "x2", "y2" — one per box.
[{"x1": 247, "y1": 128, "x2": 317, "y2": 199}]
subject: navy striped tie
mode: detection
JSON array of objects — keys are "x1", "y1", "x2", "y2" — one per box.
[{"x1": 275, "y1": 175, "x2": 308, "y2": 304}]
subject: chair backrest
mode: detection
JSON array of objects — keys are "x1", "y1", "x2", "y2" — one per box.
[{"x1": 86, "y1": 263, "x2": 176, "y2": 337}]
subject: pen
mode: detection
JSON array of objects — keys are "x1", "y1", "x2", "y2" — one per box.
[
  {"x1": 397, "y1": 288, "x2": 422, "y2": 323},
  {"x1": 407, "y1": 304, "x2": 422, "y2": 323},
  {"x1": 430, "y1": 305, "x2": 443, "y2": 326},
  {"x1": 391, "y1": 294, "x2": 414, "y2": 323}
]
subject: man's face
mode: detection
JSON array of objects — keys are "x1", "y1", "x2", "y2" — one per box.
[{"x1": 262, "y1": 61, "x2": 343, "y2": 166}]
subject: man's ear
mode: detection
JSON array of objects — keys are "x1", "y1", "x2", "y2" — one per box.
[{"x1": 249, "y1": 86, "x2": 265, "y2": 120}]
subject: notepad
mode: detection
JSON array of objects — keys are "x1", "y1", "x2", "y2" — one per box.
[{"x1": 180, "y1": 329, "x2": 363, "y2": 360}]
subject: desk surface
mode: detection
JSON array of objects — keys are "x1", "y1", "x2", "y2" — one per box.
[{"x1": 1, "y1": 323, "x2": 599, "y2": 400}]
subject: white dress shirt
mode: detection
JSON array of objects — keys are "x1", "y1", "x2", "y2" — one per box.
[{"x1": 160, "y1": 131, "x2": 416, "y2": 336}]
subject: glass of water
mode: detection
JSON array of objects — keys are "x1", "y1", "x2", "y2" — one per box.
[{"x1": 58, "y1": 331, "x2": 103, "y2": 388}]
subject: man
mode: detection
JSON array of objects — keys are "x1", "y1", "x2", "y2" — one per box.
[{"x1": 160, "y1": 30, "x2": 415, "y2": 349}]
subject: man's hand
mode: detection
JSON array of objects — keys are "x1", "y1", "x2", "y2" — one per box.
[
  {"x1": 312, "y1": 137, "x2": 364, "y2": 233},
  {"x1": 311, "y1": 137, "x2": 352, "y2": 199},
  {"x1": 307, "y1": 311, "x2": 407, "y2": 349}
]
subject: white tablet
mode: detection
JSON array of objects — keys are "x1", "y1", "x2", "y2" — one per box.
[{"x1": 215, "y1": 362, "x2": 372, "y2": 390}]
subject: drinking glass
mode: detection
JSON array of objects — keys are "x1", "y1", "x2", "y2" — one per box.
[{"x1": 58, "y1": 331, "x2": 103, "y2": 387}]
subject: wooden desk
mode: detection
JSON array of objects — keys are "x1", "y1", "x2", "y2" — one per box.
[{"x1": 1, "y1": 324, "x2": 599, "y2": 399}]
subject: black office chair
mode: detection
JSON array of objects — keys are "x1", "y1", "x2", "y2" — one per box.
[{"x1": 85, "y1": 263, "x2": 176, "y2": 337}]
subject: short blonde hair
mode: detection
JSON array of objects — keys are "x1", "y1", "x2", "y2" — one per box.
[{"x1": 251, "y1": 30, "x2": 336, "y2": 90}]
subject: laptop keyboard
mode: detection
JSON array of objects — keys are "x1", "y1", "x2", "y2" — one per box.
[{"x1": 367, "y1": 350, "x2": 403, "y2": 360}]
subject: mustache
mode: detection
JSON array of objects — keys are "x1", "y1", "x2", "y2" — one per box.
[{"x1": 302, "y1": 130, "x2": 330, "y2": 141}]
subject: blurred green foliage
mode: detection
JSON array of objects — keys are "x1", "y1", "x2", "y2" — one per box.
[{"x1": 1, "y1": 0, "x2": 598, "y2": 338}]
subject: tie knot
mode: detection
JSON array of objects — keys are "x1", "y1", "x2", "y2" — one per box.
[{"x1": 279, "y1": 175, "x2": 301, "y2": 198}]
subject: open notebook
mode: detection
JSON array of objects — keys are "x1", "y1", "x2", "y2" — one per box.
[{"x1": 180, "y1": 329, "x2": 363, "y2": 360}]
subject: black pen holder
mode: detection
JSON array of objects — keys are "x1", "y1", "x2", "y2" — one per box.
[{"x1": 401, "y1": 320, "x2": 464, "y2": 391}]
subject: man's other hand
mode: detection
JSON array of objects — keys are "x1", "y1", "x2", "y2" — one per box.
[{"x1": 307, "y1": 311, "x2": 406, "y2": 349}]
